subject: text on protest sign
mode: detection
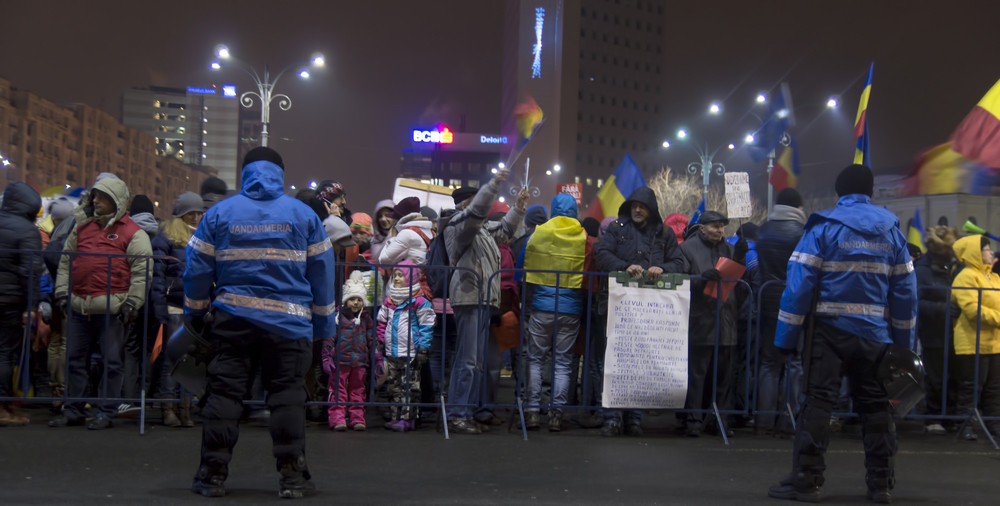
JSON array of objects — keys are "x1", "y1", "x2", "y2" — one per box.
[{"x1": 724, "y1": 172, "x2": 752, "y2": 219}]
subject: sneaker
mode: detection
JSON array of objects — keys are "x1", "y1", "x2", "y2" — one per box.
[
  {"x1": 87, "y1": 416, "x2": 113, "y2": 431},
  {"x1": 577, "y1": 413, "x2": 605, "y2": 429},
  {"x1": 866, "y1": 488, "x2": 892, "y2": 504},
  {"x1": 352, "y1": 423, "x2": 367, "y2": 431},
  {"x1": 48, "y1": 414, "x2": 85, "y2": 428},
  {"x1": 385, "y1": 420, "x2": 409, "y2": 432},
  {"x1": 277, "y1": 456, "x2": 316, "y2": 499},
  {"x1": 522, "y1": 412, "x2": 541, "y2": 430},
  {"x1": 447, "y1": 419, "x2": 482, "y2": 435},
  {"x1": 829, "y1": 416, "x2": 842, "y2": 433},
  {"x1": 331, "y1": 423, "x2": 347, "y2": 432},
  {"x1": 191, "y1": 464, "x2": 227, "y2": 498},
  {"x1": 548, "y1": 411, "x2": 563, "y2": 432},
  {"x1": 960, "y1": 425, "x2": 978, "y2": 441},
  {"x1": 625, "y1": 423, "x2": 643, "y2": 437},
  {"x1": 925, "y1": 423, "x2": 947, "y2": 436},
  {"x1": 116, "y1": 403, "x2": 141, "y2": 419},
  {"x1": 500, "y1": 367, "x2": 513, "y2": 378},
  {"x1": 600, "y1": 419, "x2": 622, "y2": 437},
  {"x1": 767, "y1": 482, "x2": 820, "y2": 503}
]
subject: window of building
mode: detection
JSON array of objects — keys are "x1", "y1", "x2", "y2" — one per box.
[
  {"x1": 610, "y1": 139, "x2": 616, "y2": 147},
  {"x1": 581, "y1": 7, "x2": 586, "y2": 15},
  {"x1": 580, "y1": 28, "x2": 586, "y2": 37},
  {"x1": 586, "y1": 178, "x2": 593, "y2": 186},
  {"x1": 449, "y1": 179, "x2": 462, "y2": 188},
  {"x1": 597, "y1": 179, "x2": 603, "y2": 188},
  {"x1": 603, "y1": 34, "x2": 608, "y2": 42},
  {"x1": 589, "y1": 135, "x2": 594, "y2": 144},
  {"x1": 450, "y1": 162, "x2": 463, "y2": 174},
  {"x1": 588, "y1": 155, "x2": 593, "y2": 164},
  {"x1": 600, "y1": 117, "x2": 605, "y2": 125},
  {"x1": 601, "y1": 96, "x2": 606, "y2": 104},
  {"x1": 574, "y1": 176, "x2": 580, "y2": 184},
  {"x1": 467, "y1": 180, "x2": 480, "y2": 189},
  {"x1": 599, "y1": 156, "x2": 604, "y2": 164},
  {"x1": 599, "y1": 137, "x2": 605, "y2": 145},
  {"x1": 611, "y1": 118, "x2": 616, "y2": 126},
  {"x1": 614, "y1": 36, "x2": 619, "y2": 45}
]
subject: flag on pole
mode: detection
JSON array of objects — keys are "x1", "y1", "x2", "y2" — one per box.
[
  {"x1": 951, "y1": 77, "x2": 1000, "y2": 169},
  {"x1": 514, "y1": 95, "x2": 545, "y2": 150},
  {"x1": 691, "y1": 197, "x2": 706, "y2": 225},
  {"x1": 907, "y1": 207, "x2": 926, "y2": 253},
  {"x1": 769, "y1": 137, "x2": 800, "y2": 192},
  {"x1": 854, "y1": 63, "x2": 873, "y2": 166},
  {"x1": 747, "y1": 82, "x2": 796, "y2": 163},
  {"x1": 584, "y1": 154, "x2": 646, "y2": 221}
]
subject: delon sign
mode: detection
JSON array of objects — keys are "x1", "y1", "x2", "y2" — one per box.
[{"x1": 412, "y1": 128, "x2": 454, "y2": 144}]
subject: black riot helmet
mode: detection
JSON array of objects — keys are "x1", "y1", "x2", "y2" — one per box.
[
  {"x1": 166, "y1": 314, "x2": 215, "y2": 398},
  {"x1": 877, "y1": 345, "x2": 926, "y2": 416}
]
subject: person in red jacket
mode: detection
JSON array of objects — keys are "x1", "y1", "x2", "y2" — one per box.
[{"x1": 50, "y1": 177, "x2": 152, "y2": 430}]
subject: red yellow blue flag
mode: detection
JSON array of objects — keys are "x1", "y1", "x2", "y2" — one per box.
[
  {"x1": 854, "y1": 63, "x2": 873, "y2": 166},
  {"x1": 769, "y1": 137, "x2": 800, "y2": 193},
  {"x1": 514, "y1": 95, "x2": 544, "y2": 150}
]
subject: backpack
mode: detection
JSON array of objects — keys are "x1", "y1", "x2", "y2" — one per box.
[{"x1": 423, "y1": 232, "x2": 452, "y2": 299}]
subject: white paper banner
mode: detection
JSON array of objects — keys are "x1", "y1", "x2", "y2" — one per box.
[
  {"x1": 602, "y1": 277, "x2": 690, "y2": 409},
  {"x1": 724, "y1": 172, "x2": 752, "y2": 219}
]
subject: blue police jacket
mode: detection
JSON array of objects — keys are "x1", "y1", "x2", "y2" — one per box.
[
  {"x1": 726, "y1": 237, "x2": 758, "y2": 272},
  {"x1": 775, "y1": 194, "x2": 917, "y2": 350},
  {"x1": 184, "y1": 160, "x2": 337, "y2": 341}
]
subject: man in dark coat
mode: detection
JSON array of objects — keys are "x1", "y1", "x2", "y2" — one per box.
[
  {"x1": 678, "y1": 210, "x2": 749, "y2": 437},
  {"x1": 594, "y1": 186, "x2": 684, "y2": 437},
  {"x1": 755, "y1": 188, "x2": 807, "y2": 434},
  {"x1": 0, "y1": 182, "x2": 43, "y2": 426},
  {"x1": 915, "y1": 225, "x2": 961, "y2": 435}
]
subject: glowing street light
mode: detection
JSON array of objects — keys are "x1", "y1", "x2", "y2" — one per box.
[
  {"x1": 290, "y1": 185, "x2": 296, "y2": 190},
  {"x1": 728, "y1": 143, "x2": 736, "y2": 149},
  {"x1": 827, "y1": 97, "x2": 838, "y2": 108},
  {"x1": 498, "y1": 197, "x2": 505, "y2": 203},
  {"x1": 546, "y1": 170, "x2": 552, "y2": 175},
  {"x1": 709, "y1": 103, "x2": 721, "y2": 114},
  {"x1": 209, "y1": 45, "x2": 325, "y2": 147},
  {"x1": 491, "y1": 167, "x2": 498, "y2": 174},
  {"x1": 756, "y1": 93, "x2": 767, "y2": 103},
  {"x1": 745, "y1": 134, "x2": 755, "y2": 143},
  {"x1": 309, "y1": 180, "x2": 317, "y2": 188},
  {"x1": 662, "y1": 140, "x2": 671, "y2": 148},
  {"x1": 677, "y1": 129, "x2": 687, "y2": 139},
  {"x1": 498, "y1": 162, "x2": 506, "y2": 169},
  {"x1": 553, "y1": 164, "x2": 561, "y2": 172}
]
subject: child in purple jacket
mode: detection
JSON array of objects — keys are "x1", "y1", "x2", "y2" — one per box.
[{"x1": 322, "y1": 271, "x2": 377, "y2": 431}]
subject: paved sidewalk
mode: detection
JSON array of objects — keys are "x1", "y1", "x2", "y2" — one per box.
[{"x1": 1, "y1": 408, "x2": 998, "y2": 505}]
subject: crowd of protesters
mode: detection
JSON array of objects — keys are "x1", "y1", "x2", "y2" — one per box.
[{"x1": 0, "y1": 156, "x2": 998, "y2": 447}]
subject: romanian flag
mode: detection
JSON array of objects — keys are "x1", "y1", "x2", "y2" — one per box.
[
  {"x1": 585, "y1": 154, "x2": 647, "y2": 221},
  {"x1": 951, "y1": 77, "x2": 1000, "y2": 169},
  {"x1": 514, "y1": 95, "x2": 545, "y2": 150},
  {"x1": 907, "y1": 207, "x2": 926, "y2": 253},
  {"x1": 854, "y1": 63, "x2": 873, "y2": 166},
  {"x1": 524, "y1": 216, "x2": 587, "y2": 289},
  {"x1": 769, "y1": 137, "x2": 800, "y2": 192}
]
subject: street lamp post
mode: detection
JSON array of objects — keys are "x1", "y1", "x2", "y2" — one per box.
[
  {"x1": 674, "y1": 132, "x2": 726, "y2": 204},
  {"x1": 211, "y1": 46, "x2": 323, "y2": 147}
]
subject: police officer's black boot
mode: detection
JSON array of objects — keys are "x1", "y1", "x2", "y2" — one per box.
[
  {"x1": 865, "y1": 471, "x2": 893, "y2": 504},
  {"x1": 767, "y1": 471, "x2": 822, "y2": 503},
  {"x1": 277, "y1": 455, "x2": 316, "y2": 499},
  {"x1": 861, "y1": 408, "x2": 896, "y2": 504},
  {"x1": 191, "y1": 463, "x2": 227, "y2": 497}
]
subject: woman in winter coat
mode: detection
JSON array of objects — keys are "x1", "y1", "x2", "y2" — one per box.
[
  {"x1": 379, "y1": 212, "x2": 434, "y2": 265},
  {"x1": 370, "y1": 199, "x2": 396, "y2": 262},
  {"x1": 149, "y1": 191, "x2": 203, "y2": 427},
  {"x1": 950, "y1": 234, "x2": 1000, "y2": 441}
]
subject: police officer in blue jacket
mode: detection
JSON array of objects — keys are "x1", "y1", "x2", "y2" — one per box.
[
  {"x1": 184, "y1": 147, "x2": 337, "y2": 499},
  {"x1": 767, "y1": 165, "x2": 917, "y2": 504}
]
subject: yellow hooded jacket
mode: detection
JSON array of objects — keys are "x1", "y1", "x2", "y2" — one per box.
[{"x1": 951, "y1": 234, "x2": 1000, "y2": 355}]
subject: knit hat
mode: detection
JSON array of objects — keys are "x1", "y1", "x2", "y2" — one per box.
[
  {"x1": 524, "y1": 205, "x2": 549, "y2": 227},
  {"x1": 324, "y1": 215, "x2": 356, "y2": 248},
  {"x1": 776, "y1": 188, "x2": 802, "y2": 208},
  {"x1": 317, "y1": 180, "x2": 345, "y2": 203},
  {"x1": 489, "y1": 201, "x2": 510, "y2": 221},
  {"x1": 419, "y1": 206, "x2": 438, "y2": 221},
  {"x1": 392, "y1": 197, "x2": 421, "y2": 220},
  {"x1": 342, "y1": 271, "x2": 368, "y2": 304},
  {"x1": 736, "y1": 222, "x2": 759, "y2": 240},
  {"x1": 200, "y1": 177, "x2": 227, "y2": 197},
  {"x1": 835, "y1": 164, "x2": 874, "y2": 197},
  {"x1": 599, "y1": 216, "x2": 616, "y2": 239},
  {"x1": 699, "y1": 210, "x2": 729, "y2": 226},
  {"x1": 243, "y1": 146, "x2": 284, "y2": 170},
  {"x1": 582, "y1": 217, "x2": 600, "y2": 238},
  {"x1": 925, "y1": 226, "x2": 958, "y2": 251},
  {"x1": 130, "y1": 195, "x2": 155, "y2": 216},
  {"x1": 350, "y1": 212, "x2": 373, "y2": 236},
  {"x1": 49, "y1": 197, "x2": 74, "y2": 221},
  {"x1": 452, "y1": 186, "x2": 478, "y2": 205},
  {"x1": 174, "y1": 191, "x2": 203, "y2": 217}
]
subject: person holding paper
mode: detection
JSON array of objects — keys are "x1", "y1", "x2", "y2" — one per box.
[
  {"x1": 767, "y1": 164, "x2": 917, "y2": 504},
  {"x1": 594, "y1": 186, "x2": 684, "y2": 436},
  {"x1": 678, "y1": 211, "x2": 750, "y2": 438}
]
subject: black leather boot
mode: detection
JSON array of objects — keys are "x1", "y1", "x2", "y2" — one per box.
[
  {"x1": 767, "y1": 472, "x2": 822, "y2": 503},
  {"x1": 277, "y1": 455, "x2": 316, "y2": 499},
  {"x1": 191, "y1": 463, "x2": 227, "y2": 497}
]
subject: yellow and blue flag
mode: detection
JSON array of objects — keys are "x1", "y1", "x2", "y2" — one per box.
[
  {"x1": 585, "y1": 154, "x2": 647, "y2": 221},
  {"x1": 907, "y1": 206, "x2": 926, "y2": 253}
]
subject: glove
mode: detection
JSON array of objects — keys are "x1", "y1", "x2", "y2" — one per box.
[
  {"x1": 121, "y1": 303, "x2": 139, "y2": 325},
  {"x1": 54, "y1": 296, "x2": 68, "y2": 320},
  {"x1": 949, "y1": 303, "x2": 962, "y2": 323},
  {"x1": 701, "y1": 268, "x2": 723, "y2": 282},
  {"x1": 734, "y1": 237, "x2": 749, "y2": 266},
  {"x1": 38, "y1": 302, "x2": 52, "y2": 325},
  {"x1": 416, "y1": 349, "x2": 429, "y2": 367}
]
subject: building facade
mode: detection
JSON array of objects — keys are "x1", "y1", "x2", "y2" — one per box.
[
  {"x1": 121, "y1": 85, "x2": 239, "y2": 188},
  {"x1": 401, "y1": 127, "x2": 506, "y2": 190},
  {"x1": 0, "y1": 78, "x2": 216, "y2": 219},
  {"x1": 502, "y1": 0, "x2": 667, "y2": 208}
]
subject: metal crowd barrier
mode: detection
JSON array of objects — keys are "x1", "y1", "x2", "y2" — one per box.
[{"x1": 2, "y1": 247, "x2": 997, "y2": 449}]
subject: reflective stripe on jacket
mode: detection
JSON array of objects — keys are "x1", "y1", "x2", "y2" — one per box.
[{"x1": 775, "y1": 194, "x2": 917, "y2": 349}]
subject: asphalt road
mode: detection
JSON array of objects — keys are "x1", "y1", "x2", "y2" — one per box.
[{"x1": 2, "y1": 407, "x2": 998, "y2": 505}]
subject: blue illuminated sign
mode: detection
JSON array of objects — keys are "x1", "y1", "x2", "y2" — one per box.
[
  {"x1": 480, "y1": 135, "x2": 508, "y2": 144},
  {"x1": 187, "y1": 87, "x2": 216, "y2": 94},
  {"x1": 222, "y1": 84, "x2": 236, "y2": 97}
]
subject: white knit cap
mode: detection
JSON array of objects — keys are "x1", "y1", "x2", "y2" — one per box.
[{"x1": 342, "y1": 271, "x2": 367, "y2": 304}]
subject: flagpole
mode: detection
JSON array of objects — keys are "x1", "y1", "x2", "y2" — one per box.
[{"x1": 767, "y1": 149, "x2": 775, "y2": 215}]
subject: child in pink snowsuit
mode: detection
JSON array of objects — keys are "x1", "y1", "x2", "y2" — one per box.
[{"x1": 322, "y1": 271, "x2": 376, "y2": 431}]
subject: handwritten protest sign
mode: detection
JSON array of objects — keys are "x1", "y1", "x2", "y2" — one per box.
[
  {"x1": 724, "y1": 172, "x2": 752, "y2": 219},
  {"x1": 602, "y1": 277, "x2": 690, "y2": 409}
]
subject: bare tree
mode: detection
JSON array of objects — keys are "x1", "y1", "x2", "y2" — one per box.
[{"x1": 648, "y1": 167, "x2": 768, "y2": 235}]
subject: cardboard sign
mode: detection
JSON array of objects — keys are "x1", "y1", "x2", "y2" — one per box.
[
  {"x1": 556, "y1": 183, "x2": 583, "y2": 205},
  {"x1": 724, "y1": 172, "x2": 752, "y2": 219},
  {"x1": 603, "y1": 276, "x2": 691, "y2": 409}
]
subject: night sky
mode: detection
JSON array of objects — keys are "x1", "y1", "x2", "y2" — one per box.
[{"x1": 3, "y1": 1, "x2": 999, "y2": 211}]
